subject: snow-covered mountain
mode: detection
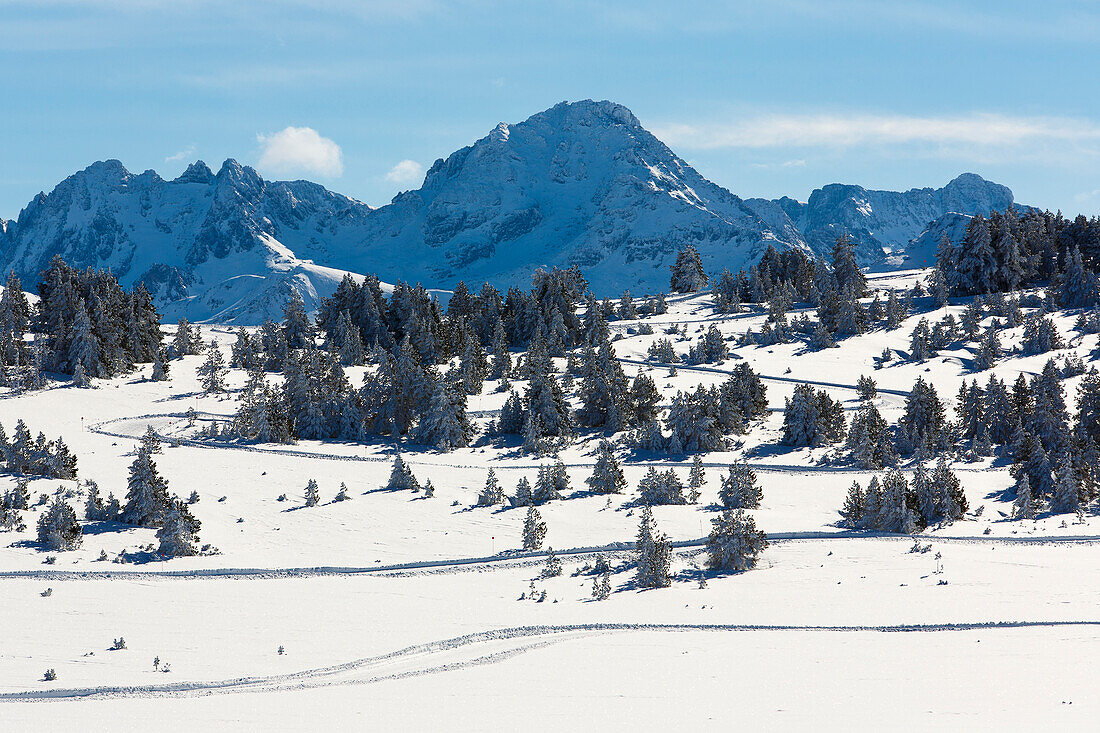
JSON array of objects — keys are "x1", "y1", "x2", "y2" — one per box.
[
  {"x1": 0, "y1": 158, "x2": 376, "y2": 324},
  {"x1": 334, "y1": 100, "x2": 799, "y2": 294},
  {"x1": 744, "y1": 173, "x2": 1016, "y2": 267},
  {"x1": 0, "y1": 100, "x2": 1020, "y2": 323}
]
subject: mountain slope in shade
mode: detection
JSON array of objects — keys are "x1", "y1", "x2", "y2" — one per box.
[
  {"x1": 0, "y1": 158, "x2": 376, "y2": 323},
  {"x1": 745, "y1": 173, "x2": 1016, "y2": 266}
]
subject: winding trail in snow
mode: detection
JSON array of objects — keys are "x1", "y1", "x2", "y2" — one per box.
[{"x1": 3, "y1": 619, "x2": 1096, "y2": 702}]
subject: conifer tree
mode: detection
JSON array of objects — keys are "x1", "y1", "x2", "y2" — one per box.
[
  {"x1": 385, "y1": 454, "x2": 420, "y2": 491},
  {"x1": 282, "y1": 289, "x2": 315, "y2": 350},
  {"x1": 122, "y1": 448, "x2": 170, "y2": 527},
  {"x1": 477, "y1": 468, "x2": 505, "y2": 506},
  {"x1": 687, "y1": 455, "x2": 706, "y2": 504},
  {"x1": 36, "y1": 495, "x2": 82, "y2": 551},
  {"x1": 839, "y1": 481, "x2": 865, "y2": 527},
  {"x1": 197, "y1": 340, "x2": 228, "y2": 393},
  {"x1": 585, "y1": 440, "x2": 625, "y2": 494},
  {"x1": 706, "y1": 509, "x2": 768, "y2": 573},
  {"x1": 1013, "y1": 474, "x2": 1036, "y2": 519},
  {"x1": 669, "y1": 244, "x2": 708, "y2": 293},
  {"x1": 634, "y1": 505, "x2": 672, "y2": 588},
  {"x1": 522, "y1": 506, "x2": 546, "y2": 550},
  {"x1": 719, "y1": 462, "x2": 762, "y2": 509},
  {"x1": 1051, "y1": 457, "x2": 1080, "y2": 515},
  {"x1": 303, "y1": 478, "x2": 320, "y2": 507},
  {"x1": 156, "y1": 498, "x2": 201, "y2": 557},
  {"x1": 514, "y1": 476, "x2": 534, "y2": 507}
]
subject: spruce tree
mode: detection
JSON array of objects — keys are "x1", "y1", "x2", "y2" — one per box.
[
  {"x1": 156, "y1": 498, "x2": 201, "y2": 557},
  {"x1": 1013, "y1": 474, "x2": 1036, "y2": 519},
  {"x1": 36, "y1": 495, "x2": 82, "y2": 551},
  {"x1": 585, "y1": 440, "x2": 625, "y2": 494},
  {"x1": 122, "y1": 448, "x2": 171, "y2": 527},
  {"x1": 303, "y1": 478, "x2": 320, "y2": 507},
  {"x1": 718, "y1": 462, "x2": 762, "y2": 509},
  {"x1": 634, "y1": 505, "x2": 672, "y2": 588},
  {"x1": 669, "y1": 244, "x2": 708, "y2": 293},
  {"x1": 706, "y1": 509, "x2": 768, "y2": 573},
  {"x1": 477, "y1": 468, "x2": 505, "y2": 506},
  {"x1": 522, "y1": 506, "x2": 546, "y2": 550},
  {"x1": 687, "y1": 455, "x2": 706, "y2": 504},
  {"x1": 197, "y1": 340, "x2": 228, "y2": 393}
]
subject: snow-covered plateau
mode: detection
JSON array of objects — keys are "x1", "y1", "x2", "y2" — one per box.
[{"x1": 0, "y1": 267, "x2": 1097, "y2": 730}]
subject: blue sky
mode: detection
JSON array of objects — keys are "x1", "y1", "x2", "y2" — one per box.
[{"x1": 3, "y1": 0, "x2": 1100, "y2": 219}]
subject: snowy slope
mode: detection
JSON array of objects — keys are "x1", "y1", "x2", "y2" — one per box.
[{"x1": 0, "y1": 271, "x2": 1098, "y2": 728}]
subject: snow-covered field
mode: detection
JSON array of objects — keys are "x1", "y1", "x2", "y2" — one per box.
[{"x1": 2, "y1": 270, "x2": 1097, "y2": 730}]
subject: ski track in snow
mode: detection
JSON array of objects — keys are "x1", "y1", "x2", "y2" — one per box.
[
  {"x1": 3, "y1": 620, "x2": 1097, "y2": 702},
  {"x1": 3, "y1": 530, "x2": 1097, "y2": 583}
]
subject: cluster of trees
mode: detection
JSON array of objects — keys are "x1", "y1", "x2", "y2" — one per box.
[
  {"x1": 839, "y1": 459, "x2": 967, "y2": 532},
  {"x1": 0, "y1": 420, "x2": 77, "y2": 479},
  {"x1": 36, "y1": 257, "x2": 164, "y2": 382},
  {"x1": 936, "y1": 209, "x2": 1100, "y2": 303},
  {"x1": 781, "y1": 383, "x2": 846, "y2": 447},
  {"x1": 85, "y1": 430, "x2": 202, "y2": 557}
]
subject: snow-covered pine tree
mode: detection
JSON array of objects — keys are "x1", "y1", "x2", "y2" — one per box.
[
  {"x1": 197, "y1": 340, "x2": 228, "y2": 393},
  {"x1": 415, "y1": 380, "x2": 473, "y2": 451},
  {"x1": 1051, "y1": 456, "x2": 1080, "y2": 515},
  {"x1": 585, "y1": 440, "x2": 625, "y2": 494},
  {"x1": 1013, "y1": 474, "x2": 1036, "y2": 519},
  {"x1": 477, "y1": 468, "x2": 505, "y2": 506},
  {"x1": 68, "y1": 300, "x2": 100, "y2": 379},
  {"x1": 884, "y1": 289, "x2": 906, "y2": 330},
  {"x1": 669, "y1": 244, "x2": 708, "y2": 293},
  {"x1": 36, "y1": 495, "x2": 82, "y2": 551},
  {"x1": 522, "y1": 506, "x2": 546, "y2": 550},
  {"x1": 687, "y1": 455, "x2": 706, "y2": 504},
  {"x1": 1059, "y1": 245, "x2": 1098, "y2": 308},
  {"x1": 634, "y1": 505, "x2": 672, "y2": 588},
  {"x1": 150, "y1": 346, "x2": 170, "y2": 381},
  {"x1": 303, "y1": 478, "x2": 320, "y2": 507},
  {"x1": 514, "y1": 476, "x2": 534, "y2": 507},
  {"x1": 839, "y1": 481, "x2": 865, "y2": 527},
  {"x1": 121, "y1": 448, "x2": 171, "y2": 527},
  {"x1": 705, "y1": 508, "x2": 768, "y2": 573},
  {"x1": 718, "y1": 462, "x2": 762, "y2": 509},
  {"x1": 282, "y1": 289, "x2": 315, "y2": 350},
  {"x1": 385, "y1": 454, "x2": 420, "y2": 491},
  {"x1": 931, "y1": 456, "x2": 967, "y2": 521},
  {"x1": 872, "y1": 468, "x2": 913, "y2": 533},
  {"x1": 156, "y1": 497, "x2": 201, "y2": 557}
]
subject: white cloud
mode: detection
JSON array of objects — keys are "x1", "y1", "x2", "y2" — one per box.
[
  {"x1": 165, "y1": 145, "x2": 195, "y2": 163},
  {"x1": 256, "y1": 126, "x2": 343, "y2": 178},
  {"x1": 385, "y1": 159, "x2": 424, "y2": 187},
  {"x1": 652, "y1": 113, "x2": 1100, "y2": 151}
]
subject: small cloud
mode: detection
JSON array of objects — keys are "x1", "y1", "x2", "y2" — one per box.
[
  {"x1": 165, "y1": 145, "x2": 196, "y2": 163},
  {"x1": 781, "y1": 158, "x2": 806, "y2": 168},
  {"x1": 385, "y1": 159, "x2": 424, "y2": 187},
  {"x1": 256, "y1": 126, "x2": 343, "y2": 178},
  {"x1": 1074, "y1": 188, "x2": 1100, "y2": 203}
]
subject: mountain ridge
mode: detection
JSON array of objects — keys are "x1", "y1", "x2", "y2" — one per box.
[{"x1": 0, "y1": 100, "x2": 1020, "y2": 323}]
